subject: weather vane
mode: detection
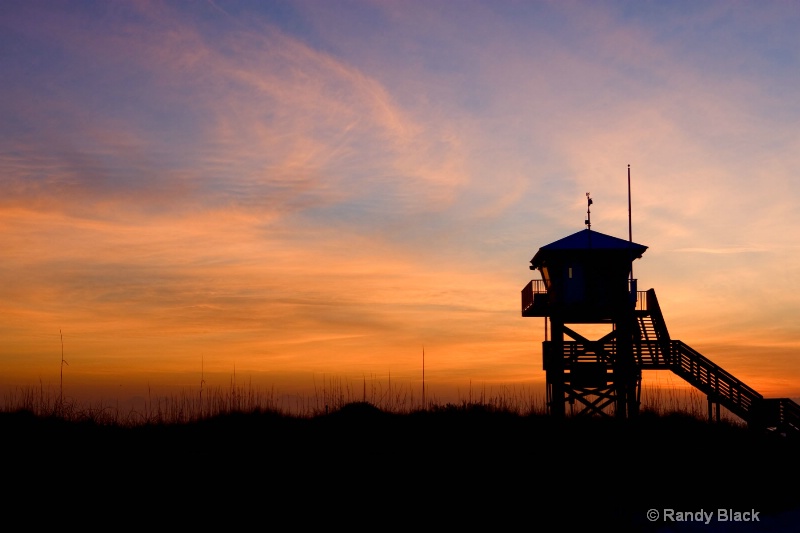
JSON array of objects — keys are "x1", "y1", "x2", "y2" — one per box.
[{"x1": 585, "y1": 192, "x2": 593, "y2": 230}]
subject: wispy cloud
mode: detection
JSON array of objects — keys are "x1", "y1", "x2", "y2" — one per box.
[
  {"x1": 2, "y1": 1, "x2": 800, "y2": 400},
  {"x1": 671, "y1": 247, "x2": 767, "y2": 254}
]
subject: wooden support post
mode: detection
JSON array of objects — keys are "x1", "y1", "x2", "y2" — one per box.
[{"x1": 547, "y1": 318, "x2": 566, "y2": 417}]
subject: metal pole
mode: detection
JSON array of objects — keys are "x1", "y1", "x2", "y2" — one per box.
[
  {"x1": 628, "y1": 164, "x2": 632, "y2": 243},
  {"x1": 628, "y1": 165, "x2": 633, "y2": 282}
]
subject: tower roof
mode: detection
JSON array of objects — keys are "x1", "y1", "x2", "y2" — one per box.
[{"x1": 530, "y1": 229, "x2": 647, "y2": 268}]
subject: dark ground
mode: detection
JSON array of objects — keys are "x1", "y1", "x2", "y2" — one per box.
[{"x1": 3, "y1": 403, "x2": 799, "y2": 531}]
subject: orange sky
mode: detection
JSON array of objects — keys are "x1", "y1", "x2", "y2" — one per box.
[{"x1": 2, "y1": 1, "x2": 800, "y2": 408}]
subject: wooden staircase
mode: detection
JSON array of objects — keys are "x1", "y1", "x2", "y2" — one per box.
[
  {"x1": 636, "y1": 289, "x2": 799, "y2": 433},
  {"x1": 559, "y1": 288, "x2": 800, "y2": 433}
]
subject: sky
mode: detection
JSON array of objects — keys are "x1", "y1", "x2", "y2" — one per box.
[{"x1": 2, "y1": 0, "x2": 800, "y2": 409}]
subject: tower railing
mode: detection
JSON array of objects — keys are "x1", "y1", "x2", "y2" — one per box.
[
  {"x1": 521, "y1": 279, "x2": 547, "y2": 316},
  {"x1": 634, "y1": 289, "x2": 647, "y2": 312},
  {"x1": 522, "y1": 279, "x2": 645, "y2": 315}
]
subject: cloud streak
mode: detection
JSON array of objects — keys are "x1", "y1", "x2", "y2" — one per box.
[{"x1": 2, "y1": 1, "x2": 800, "y2": 402}]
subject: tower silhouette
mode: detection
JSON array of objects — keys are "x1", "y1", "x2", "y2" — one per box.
[
  {"x1": 522, "y1": 228, "x2": 646, "y2": 417},
  {"x1": 522, "y1": 223, "x2": 800, "y2": 431}
]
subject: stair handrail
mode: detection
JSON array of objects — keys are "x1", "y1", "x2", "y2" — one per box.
[
  {"x1": 645, "y1": 289, "x2": 670, "y2": 341},
  {"x1": 671, "y1": 341, "x2": 762, "y2": 419}
]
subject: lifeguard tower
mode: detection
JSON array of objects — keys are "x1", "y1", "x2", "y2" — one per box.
[
  {"x1": 522, "y1": 221, "x2": 646, "y2": 418},
  {"x1": 521, "y1": 195, "x2": 800, "y2": 431}
]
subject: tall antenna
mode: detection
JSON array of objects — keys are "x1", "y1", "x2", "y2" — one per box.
[
  {"x1": 59, "y1": 329, "x2": 68, "y2": 412},
  {"x1": 628, "y1": 165, "x2": 638, "y2": 290},
  {"x1": 585, "y1": 192, "x2": 593, "y2": 229},
  {"x1": 627, "y1": 165, "x2": 632, "y2": 243},
  {"x1": 422, "y1": 347, "x2": 425, "y2": 410}
]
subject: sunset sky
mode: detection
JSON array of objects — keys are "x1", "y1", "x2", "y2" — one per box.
[{"x1": 3, "y1": 1, "x2": 800, "y2": 408}]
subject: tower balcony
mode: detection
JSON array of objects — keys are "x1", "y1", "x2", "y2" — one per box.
[
  {"x1": 521, "y1": 279, "x2": 644, "y2": 318},
  {"x1": 521, "y1": 280, "x2": 548, "y2": 317}
]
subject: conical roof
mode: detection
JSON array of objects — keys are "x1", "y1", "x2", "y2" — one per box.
[{"x1": 530, "y1": 229, "x2": 647, "y2": 268}]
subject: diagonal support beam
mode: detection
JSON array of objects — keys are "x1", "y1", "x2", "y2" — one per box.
[
  {"x1": 563, "y1": 325, "x2": 589, "y2": 343},
  {"x1": 563, "y1": 325, "x2": 618, "y2": 344},
  {"x1": 567, "y1": 386, "x2": 617, "y2": 417}
]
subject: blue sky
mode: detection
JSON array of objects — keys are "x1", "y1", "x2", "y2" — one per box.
[{"x1": 2, "y1": 1, "x2": 800, "y2": 404}]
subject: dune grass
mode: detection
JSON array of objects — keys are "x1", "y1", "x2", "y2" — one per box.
[{"x1": 1, "y1": 375, "x2": 729, "y2": 428}]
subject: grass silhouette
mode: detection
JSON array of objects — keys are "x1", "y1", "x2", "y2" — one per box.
[
  {"x1": 4, "y1": 379, "x2": 798, "y2": 531},
  {"x1": 2, "y1": 376, "x2": 726, "y2": 426}
]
